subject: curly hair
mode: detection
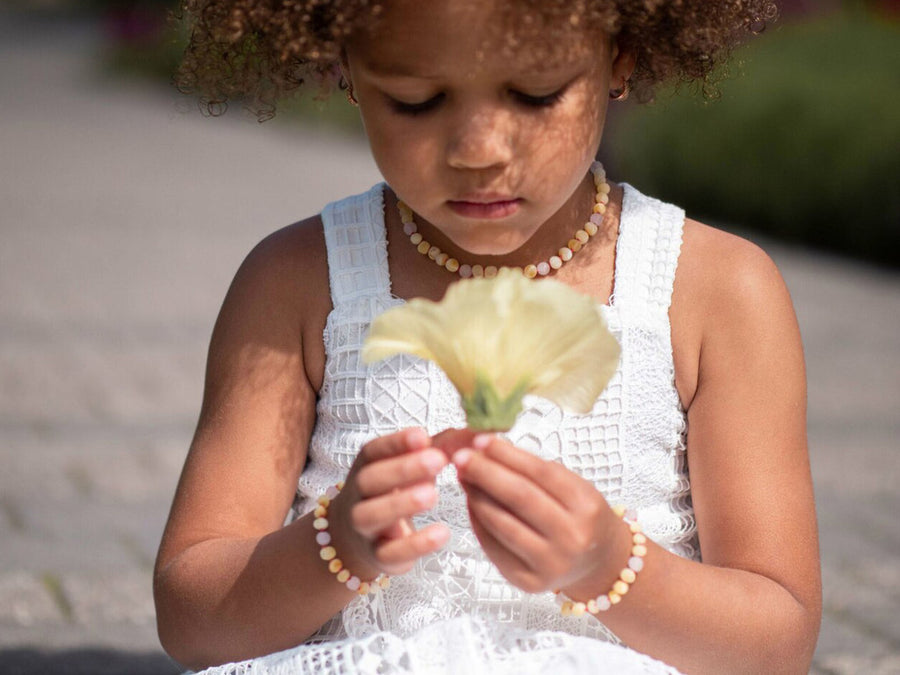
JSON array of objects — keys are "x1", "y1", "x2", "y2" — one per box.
[{"x1": 174, "y1": 0, "x2": 778, "y2": 120}]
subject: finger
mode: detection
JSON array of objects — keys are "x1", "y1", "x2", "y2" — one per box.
[
  {"x1": 471, "y1": 434, "x2": 595, "y2": 511},
  {"x1": 466, "y1": 500, "x2": 545, "y2": 594},
  {"x1": 351, "y1": 482, "x2": 438, "y2": 539},
  {"x1": 453, "y1": 447, "x2": 569, "y2": 538},
  {"x1": 430, "y1": 428, "x2": 478, "y2": 458},
  {"x1": 465, "y1": 485, "x2": 550, "y2": 574},
  {"x1": 358, "y1": 427, "x2": 431, "y2": 466},
  {"x1": 374, "y1": 523, "x2": 450, "y2": 574},
  {"x1": 355, "y1": 449, "x2": 447, "y2": 498},
  {"x1": 378, "y1": 518, "x2": 413, "y2": 542}
]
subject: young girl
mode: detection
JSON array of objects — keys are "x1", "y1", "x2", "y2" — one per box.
[{"x1": 154, "y1": 1, "x2": 821, "y2": 673}]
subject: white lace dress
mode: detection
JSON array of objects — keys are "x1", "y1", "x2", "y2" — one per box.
[{"x1": 196, "y1": 184, "x2": 699, "y2": 675}]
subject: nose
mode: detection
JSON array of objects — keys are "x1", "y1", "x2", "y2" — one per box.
[{"x1": 446, "y1": 107, "x2": 514, "y2": 171}]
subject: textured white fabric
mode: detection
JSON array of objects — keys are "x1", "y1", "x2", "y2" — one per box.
[
  {"x1": 199, "y1": 616, "x2": 683, "y2": 674},
  {"x1": 197, "y1": 183, "x2": 696, "y2": 675}
]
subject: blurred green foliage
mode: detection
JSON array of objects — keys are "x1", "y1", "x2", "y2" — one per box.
[{"x1": 609, "y1": 9, "x2": 900, "y2": 267}]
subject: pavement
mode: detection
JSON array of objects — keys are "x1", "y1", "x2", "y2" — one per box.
[{"x1": 1, "y1": 13, "x2": 898, "y2": 675}]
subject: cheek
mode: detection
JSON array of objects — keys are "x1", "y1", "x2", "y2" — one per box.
[
  {"x1": 362, "y1": 115, "x2": 409, "y2": 179},
  {"x1": 566, "y1": 86, "x2": 607, "y2": 151},
  {"x1": 366, "y1": 120, "x2": 442, "y2": 189},
  {"x1": 530, "y1": 88, "x2": 605, "y2": 159},
  {"x1": 528, "y1": 101, "x2": 604, "y2": 184}
]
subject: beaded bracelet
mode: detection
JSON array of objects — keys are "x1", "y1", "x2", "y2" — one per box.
[
  {"x1": 557, "y1": 505, "x2": 647, "y2": 616},
  {"x1": 312, "y1": 482, "x2": 390, "y2": 595}
]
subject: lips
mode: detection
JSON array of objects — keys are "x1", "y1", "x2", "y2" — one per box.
[{"x1": 447, "y1": 197, "x2": 521, "y2": 219}]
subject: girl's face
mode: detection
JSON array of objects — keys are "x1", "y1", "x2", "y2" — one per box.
[{"x1": 344, "y1": 0, "x2": 630, "y2": 256}]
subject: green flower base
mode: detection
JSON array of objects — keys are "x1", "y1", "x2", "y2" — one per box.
[{"x1": 461, "y1": 374, "x2": 530, "y2": 432}]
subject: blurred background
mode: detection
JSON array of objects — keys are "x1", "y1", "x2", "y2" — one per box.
[{"x1": 0, "y1": 1, "x2": 898, "y2": 673}]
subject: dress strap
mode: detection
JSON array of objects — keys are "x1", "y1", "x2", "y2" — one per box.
[
  {"x1": 611, "y1": 184, "x2": 685, "y2": 317},
  {"x1": 320, "y1": 183, "x2": 392, "y2": 306}
]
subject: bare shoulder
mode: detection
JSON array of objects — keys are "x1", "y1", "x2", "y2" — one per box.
[
  {"x1": 229, "y1": 214, "x2": 330, "y2": 317},
  {"x1": 671, "y1": 218, "x2": 799, "y2": 409},
  {"x1": 215, "y1": 214, "x2": 332, "y2": 391},
  {"x1": 678, "y1": 218, "x2": 791, "y2": 314}
]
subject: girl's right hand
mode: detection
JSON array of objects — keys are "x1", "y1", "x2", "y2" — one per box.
[{"x1": 326, "y1": 428, "x2": 450, "y2": 579}]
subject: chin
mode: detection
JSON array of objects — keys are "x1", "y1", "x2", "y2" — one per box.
[
  {"x1": 442, "y1": 223, "x2": 533, "y2": 257},
  {"x1": 449, "y1": 237, "x2": 524, "y2": 258}
]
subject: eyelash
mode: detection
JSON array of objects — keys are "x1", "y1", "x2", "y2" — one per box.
[
  {"x1": 513, "y1": 90, "x2": 566, "y2": 108},
  {"x1": 390, "y1": 94, "x2": 444, "y2": 116},
  {"x1": 389, "y1": 88, "x2": 566, "y2": 116}
]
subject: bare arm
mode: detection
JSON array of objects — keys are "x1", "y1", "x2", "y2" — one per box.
[
  {"x1": 602, "y1": 228, "x2": 821, "y2": 672},
  {"x1": 445, "y1": 225, "x2": 821, "y2": 673},
  {"x1": 153, "y1": 223, "x2": 338, "y2": 667},
  {"x1": 153, "y1": 222, "x2": 449, "y2": 669}
]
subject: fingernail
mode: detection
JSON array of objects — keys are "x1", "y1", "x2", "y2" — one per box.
[
  {"x1": 406, "y1": 427, "x2": 429, "y2": 448},
  {"x1": 412, "y1": 484, "x2": 435, "y2": 506},
  {"x1": 473, "y1": 434, "x2": 492, "y2": 450},
  {"x1": 428, "y1": 526, "x2": 450, "y2": 546},
  {"x1": 421, "y1": 450, "x2": 446, "y2": 474},
  {"x1": 452, "y1": 449, "x2": 472, "y2": 468}
]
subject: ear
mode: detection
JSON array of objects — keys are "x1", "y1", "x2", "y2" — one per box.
[
  {"x1": 339, "y1": 48, "x2": 352, "y2": 88},
  {"x1": 610, "y1": 42, "x2": 636, "y2": 90}
]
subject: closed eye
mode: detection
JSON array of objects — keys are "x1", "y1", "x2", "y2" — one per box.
[
  {"x1": 389, "y1": 93, "x2": 445, "y2": 116},
  {"x1": 513, "y1": 88, "x2": 566, "y2": 108}
]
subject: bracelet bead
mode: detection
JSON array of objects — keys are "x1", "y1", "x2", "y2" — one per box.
[
  {"x1": 556, "y1": 505, "x2": 647, "y2": 616},
  {"x1": 314, "y1": 483, "x2": 388, "y2": 595}
]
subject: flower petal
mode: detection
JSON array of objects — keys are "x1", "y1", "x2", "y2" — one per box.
[
  {"x1": 361, "y1": 297, "x2": 475, "y2": 394},
  {"x1": 362, "y1": 268, "x2": 620, "y2": 428},
  {"x1": 528, "y1": 303, "x2": 620, "y2": 413}
]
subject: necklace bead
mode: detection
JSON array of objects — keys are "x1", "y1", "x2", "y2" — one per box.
[{"x1": 397, "y1": 162, "x2": 610, "y2": 279}]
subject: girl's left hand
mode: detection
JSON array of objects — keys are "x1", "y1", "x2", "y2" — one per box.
[{"x1": 433, "y1": 430, "x2": 626, "y2": 595}]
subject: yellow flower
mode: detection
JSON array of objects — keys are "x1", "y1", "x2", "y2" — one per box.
[{"x1": 362, "y1": 269, "x2": 620, "y2": 431}]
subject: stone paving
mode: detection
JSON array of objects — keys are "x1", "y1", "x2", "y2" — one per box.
[{"x1": 1, "y1": 13, "x2": 898, "y2": 675}]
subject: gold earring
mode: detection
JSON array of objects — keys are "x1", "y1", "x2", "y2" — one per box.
[{"x1": 609, "y1": 81, "x2": 630, "y2": 101}]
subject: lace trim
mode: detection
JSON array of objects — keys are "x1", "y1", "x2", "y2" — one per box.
[{"x1": 193, "y1": 616, "x2": 685, "y2": 675}]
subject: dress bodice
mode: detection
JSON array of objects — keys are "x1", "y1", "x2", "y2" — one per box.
[{"x1": 291, "y1": 182, "x2": 698, "y2": 646}]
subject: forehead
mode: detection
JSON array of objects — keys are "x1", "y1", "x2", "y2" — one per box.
[{"x1": 349, "y1": 0, "x2": 609, "y2": 77}]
